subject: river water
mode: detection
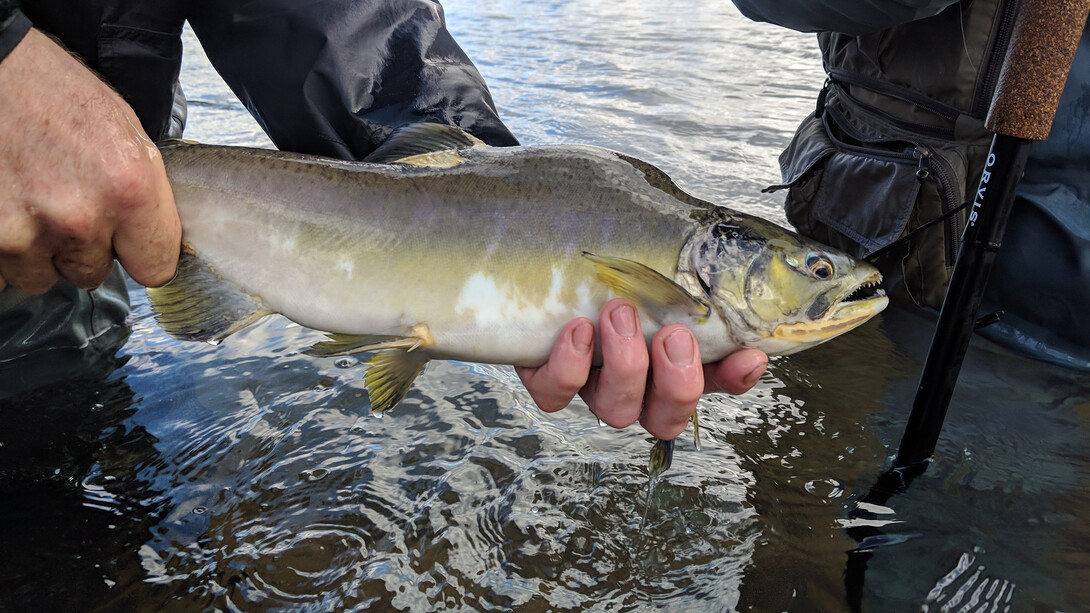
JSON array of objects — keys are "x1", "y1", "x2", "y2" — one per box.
[{"x1": 3, "y1": 1, "x2": 1089, "y2": 611}]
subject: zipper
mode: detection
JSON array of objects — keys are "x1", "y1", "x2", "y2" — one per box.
[
  {"x1": 823, "y1": 78, "x2": 956, "y2": 141},
  {"x1": 764, "y1": 103, "x2": 925, "y2": 192},
  {"x1": 912, "y1": 146, "x2": 963, "y2": 263},
  {"x1": 828, "y1": 68, "x2": 963, "y2": 124},
  {"x1": 972, "y1": 0, "x2": 1021, "y2": 119}
]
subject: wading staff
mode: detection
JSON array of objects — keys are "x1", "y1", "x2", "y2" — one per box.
[{"x1": 893, "y1": 0, "x2": 1090, "y2": 472}]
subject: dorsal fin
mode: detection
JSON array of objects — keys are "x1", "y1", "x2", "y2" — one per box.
[
  {"x1": 363, "y1": 122, "x2": 486, "y2": 164},
  {"x1": 156, "y1": 138, "x2": 202, "y2": 151}
]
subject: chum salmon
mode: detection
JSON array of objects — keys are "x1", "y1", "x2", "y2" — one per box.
[{"x1": 149, "y1": 123, "x2": 887, "y2": 473}]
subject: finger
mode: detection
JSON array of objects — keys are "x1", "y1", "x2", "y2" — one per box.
[
  {"x1": 516, "y1": 318, "x2": 595, "y2": 412},
  {"x1": 0, "y1": 206, "x2": 44, "y2": 293},
  {"x1": 705, "y1": 348, "x2": 768, "y2": 395},
  {"x1": 0, "y1": 205, "x2": 36, "y2": 256},
  {"x1": 578, "y1": 298, "x2": 649, "y2": 428},
  {"x1": 639, "y1": 325, "x2": 705, "y2": 440},
  {"x1": 111, "y1": 138, "x2": 181, "y2": 287},
  {"x1": 53, "y1": 241, "x2": 116, "y2": 289},
  {"x1": 0, "y1": 248, "x2": 61, "y2": 295}
]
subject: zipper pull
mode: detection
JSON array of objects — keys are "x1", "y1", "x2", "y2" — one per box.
[{"x1": 913, "y1": 146, "x2": 932, "y2": 181}]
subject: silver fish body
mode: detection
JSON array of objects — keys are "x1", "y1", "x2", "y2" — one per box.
[
  {"x1": 150, "y1": 124, "x2": 888, "y2": 472},
  {"x1": 160, "y1": 139, "x2": 720, "y2": 365}
]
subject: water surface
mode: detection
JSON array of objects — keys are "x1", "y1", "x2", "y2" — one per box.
[{"x1": 2, "y1": 2, "x2": 1089, "y2": 611}]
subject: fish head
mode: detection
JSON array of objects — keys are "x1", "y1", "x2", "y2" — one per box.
[{"x1": 683, "y1": 215, "x2": 888, "y2": 355}]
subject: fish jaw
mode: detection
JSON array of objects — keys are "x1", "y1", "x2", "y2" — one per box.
[{"x1": 771, "y1": 286, "x2": 889, "y2": 348}]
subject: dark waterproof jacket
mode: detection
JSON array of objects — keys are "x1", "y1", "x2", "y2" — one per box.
[
  {"x1": 0, "y1": 0, "x2": 518, "y2": 391},
  {"x1": 15, "y1": 0, "x2": 517, "y2": 154}
]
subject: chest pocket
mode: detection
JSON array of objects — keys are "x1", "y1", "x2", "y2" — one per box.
[{"x1": 768, "y1": 86, "x2": 983, "y2": 309}]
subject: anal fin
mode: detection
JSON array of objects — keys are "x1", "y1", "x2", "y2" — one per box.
[{"x1": 649, "y1": 438, "x2": 675, "y2": 476}]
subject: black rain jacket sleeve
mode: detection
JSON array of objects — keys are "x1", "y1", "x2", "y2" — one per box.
[
  {"x1": 729, "y1": 0, "x2": 958, "y2": 35},
  {"x1": 18, "y1": 0, "x2": 517, "y2": 156},
  {"x1": 0, "y1": 0, "x2": 31, "y2": 62},
  {"x1": 187, "y1": 0, "x2": 518, "y2": 157}
]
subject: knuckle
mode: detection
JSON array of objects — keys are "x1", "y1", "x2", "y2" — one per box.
[
  {"x1": 100, "y1": 146, "x2": 161, "y2": 213},
  {"x1": 105, "y1": 161, "x2": 156, "y2": 206},
  {"x1": 671, "y1": 386, "x2": 704, "y2": 408},
  {"x1": 0, "y1": 230, "x2": 34, "y2": 255},
  {"x1": 10, "y1": 269, "x2": 58, "y2": 295},
  {"x1": 55, "y1": 253, "x2": 111, "y2": 288},
  {"x1": 608, "y1": 350, "x2": 649, "y2": 379},
  {"x1": 52, "y1": 203, "x2": 99, "y2": 240}
]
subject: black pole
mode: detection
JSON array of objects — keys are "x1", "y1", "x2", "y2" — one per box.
[
  {"x1": 889, "y1": 0, "x2": 1089, "y2": 470},
  {"x1": 892, "y1": 134, "x2": 1031, "y2": 469},
  {"x1": 844, "y1": 134, "x2": 1030, "y2": 605},
  {"x1": 843, "y1": 2, "x2": 1089, "y2": 607}
]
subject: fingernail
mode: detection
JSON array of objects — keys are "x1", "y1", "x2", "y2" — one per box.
[
  {"x1": 572, "y1": 321, "x2": 594, "y2": 353},
  {"x1": 664, "y1": 330, "x2": 694, "y2": 366},
  {"x1": 610, "y1": 304, "x2": 637, "y2": 338},
  {"x1": 743, "y1": 363, "x2": 766, "y2": 387}
]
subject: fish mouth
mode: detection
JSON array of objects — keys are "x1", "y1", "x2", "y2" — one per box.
[{"x1": 772, "y1": 271, "x2": 889, "y2": 343}]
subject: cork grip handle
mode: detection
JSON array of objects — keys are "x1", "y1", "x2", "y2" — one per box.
[{"x1": 986, "y1": 0, "x2": 1090, "y2": 140}]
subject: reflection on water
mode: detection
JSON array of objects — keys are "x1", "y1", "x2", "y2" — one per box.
[{"x1": 3, "y1": 1, "x2": 1090, "y2": 611}]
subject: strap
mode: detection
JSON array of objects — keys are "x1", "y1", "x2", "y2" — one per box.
[{"x1": 865, "y1": 199, "x2": 972, "y2": 263}]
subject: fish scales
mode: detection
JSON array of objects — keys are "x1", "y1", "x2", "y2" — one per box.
[
  {"x1": 162, "y1": 142, "x2": 701, "y2": 365},
  {"x1": 150, "y1": 123, "x2": 888, "y2": 473}
]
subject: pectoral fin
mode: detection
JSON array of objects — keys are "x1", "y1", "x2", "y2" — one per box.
[
  {"x1": 583, "y1": 252, "x2": 710, "y2": 324},
  {"x1": 364, "y1": 349, "x2": 431, "y2": 414},
  {"x1": 147, "y1": 250, "x2": 274, "y2": 342}
]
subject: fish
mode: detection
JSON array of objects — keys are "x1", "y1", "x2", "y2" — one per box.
[{"x1": 148, "y1": 123, "x2": 888, "y2": 474}]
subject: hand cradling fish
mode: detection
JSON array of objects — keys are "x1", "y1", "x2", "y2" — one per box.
[{"x1": 148, "y1": 123, "x2": 888, "y2": 474}]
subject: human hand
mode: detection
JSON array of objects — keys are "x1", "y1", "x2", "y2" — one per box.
[
  {"x1": 0, "y1": 29, "x2": 180, "y2": 294},
  {"x1": 516, "y1": 298, "x2": 769, "y2": 440}
]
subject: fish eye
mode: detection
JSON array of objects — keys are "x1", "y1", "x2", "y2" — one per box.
[{"x1": 806, "y1": 253, "x2": 834, "y2": 279}]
